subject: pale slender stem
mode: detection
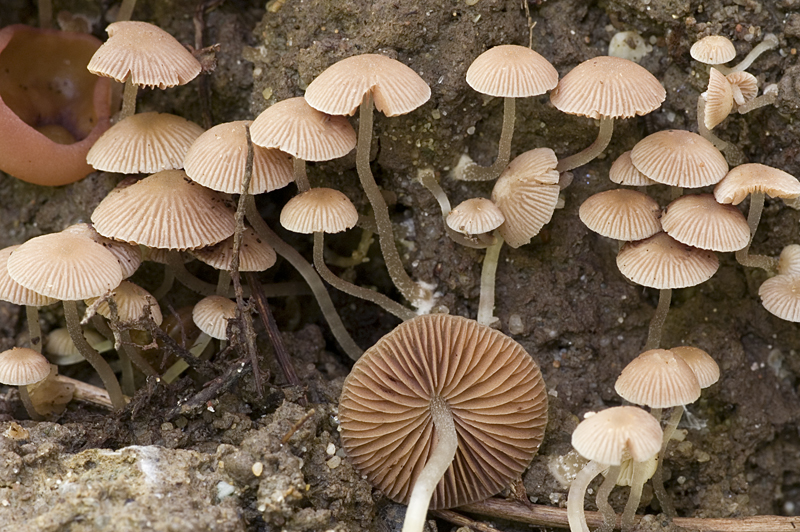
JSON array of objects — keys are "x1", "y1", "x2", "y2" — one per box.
[
  {"x1": 459, "y1": 97, "x2": 516, "y2": 181},
  {"x1": 645, "y1": 288, "x2": 672, "y2": 350},
  {"x1": 167, "y1": 252, "x2": 250, "y2": 297},
  {"x1": 556, "y1": 117, "x2": 614, "y2": 173},
  {"x1": 216, "y1": 270, "x2": 232, "y2": 296},
  {"x1": 652, "y1": 407, "x2": 683, "y2": 518},
  {"x1": 116, "y1": 0, "x2": 137, "y2": 22},
  {"x1": 63, "y1": 300, "x2": 125, "y2": 410},
  {"x1": 357, "y1": 94, "x2": 431, "y2": 306},
  {"x1": 162, "y1": 333, "x2": 212, "y2": 384},
  {"x1": 245, "y1": 194, "x2": 363, "y2": 360},
  {"x1": 38, "y1": 0, "x2": 52, "y2": 29},
  {"x1": 737, "y1": 92, "x2": 777, "y2": 114},
  {"x1": 567, "y1": 460, "x2": 606, "y2": 532},
  {"x1": 597, "y1": 466, "x2": 621, "y2": 532},
  {"x1": 19, "y1": 385, "x2": 44, "y2": 420},
  {"x1": 152, "y1": 264, "x2": 175, "y2": 300},
  {"x1": 736, "y1": 192, "x2": 778, "y2": 273},
  {"x1": 477, "y1": 233, "x2": 503, "y2": 326},
  {"x1": 314, "y1": 233, "x2": 415, "y2": 321},
  {"x1": 402, "y1": 396, "x2": 458, "y2": 532},
  {"x1": 327, "y1": 228, "x2": 374, "y2": 267},
  {"x1": 26, "y1": 306, "x2": 42, "y2": 353},
  {"x1": 293, "y1": 157, "x2": 310, "y2": 192},
  {"x1": 621, "y1": 461, "x2": 650, "y2": 532},
  {"x1": 117, "y1": 343, "x2": 135, "y2": 395},
  {"x1": 120, "y1": 78, "x2": 138, "y2": 121},
  {"x1": 730, "y1": 34, "x2": 779, "y2": 73}
]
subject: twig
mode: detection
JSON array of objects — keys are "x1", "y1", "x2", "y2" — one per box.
[
  {"x1": 136, "y1": 312, "x2": 215, "y2": 380},
  {"x1": 281, "y1": 409, "x2": 315, "y2": 444},
  {"x1": 431, "y1": 510, "x2": 505, "y2": 532},
  {"x1": 55, "y1": 375, "x2": 120, "y2": 410},
  {"x1": 193, "y1": 0, "x2": 225, "y2": 129},
  {"x1": 164, "y1": 358, "x2": 251, "y2": 420}
]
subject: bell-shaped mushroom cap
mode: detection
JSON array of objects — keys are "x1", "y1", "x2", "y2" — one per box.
[
  {"x1": 304, "y1": 54, "x2": 431, "y2": 117},
  {"x1": 7, "y1": 232, "x2": 123, "y2": 300},
  {"x1": 579, "y1": 189, "x2": 661, "y2": 241},
  {"x1": 690, "y1": 35, "x2": 736, "y2": 65},
  {"x1": 62, "y1": 223, "x2": 142, "y2": 279},
  {"x1": 192, "y1": 227, "x2": 276, "y2": 272},
  {"x1": 251, "y1": 97, "x2": 357, "y2": 162},
  {"x1": 492, "y1": 148, "x2": 560, "y2": 248},
  {"x1": 280, "y1": 188, "x2": 358, "y2": 234},
  {"x1": 88, "y1": 21, "x2": 201, "y2": 88},
  {"x1": 466, "y1": 45, "x2": 558, "y2": 98},
  {"x1": 549, "y1": 56, "x2": 665, "y2": 119},
  {"x1": 778, "y1": 245, "x2": 800, "y2": 276},
  {"x1": 339, "y1": 313, "x2": 548, "y2": 509},
  {"x1": 609, "y1": 151, "x2": 657, "y2": 186},
  {"x1": 85, "y1": 280, "x2": 162, "y2": 326},
  {"x1": 726, "y1": 71, "x2": 758, "y2": 106},
  {"x1": 571, "y1": 406, "x2": 662, "y2": 465},
  {"x1": 631, "y1": 130, "x2": 728, "y2": 188},
  {"x1": 615, "y1": 349, "x2": 701, "y2": 409},
  {"x1": 87, "y1": 112, "x2": 204, "y2": 174},
  {"x1": 446, "y1": 198, "x2": 505, "y2": 236},
  {"x1": 616, "y1": 232, "x2": 719, "y2": 290},
  {"x1": 670, "y1": 346, "x2": 720, "y2": 389},
  {"x1": 92, "y1": 170, "x2": 236, "y2": 250},
  {"x1": 0, "y1": 347, "x2": 51, "y2": 386},
  {"x1": 714, "y1": 163, "x2": 800, "y2": 205},
  {"x1": 759, "y1": 274, "x2": 800, "y2": 322},
  {"x1": 661, "y1": 194, "x2": 750, "y2": 252},
  {"x1": 45, "y1": 327, "x2": 108, "y2": 365},
  {"x1": 0, "y1": 246, "x2": 58, "y2": 307},
  {"x1": 192, "y1": 295, "x2": 236, "y2": 340},
  {"x1": 704, "y1": 68, "x2": 733, "y2": 130},
  {"x1": 184, "y1": 120, "x2": 294, "y2": 194}
]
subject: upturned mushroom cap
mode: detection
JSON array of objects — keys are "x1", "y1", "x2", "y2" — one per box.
[
  {"x1": 549, "y1": 56, "x2": 665, "y2": 119},
  {"x1": 759, "y1": 274, "x2": 800, "y2": 322},
  {"x1": 7, "y1": 232, "x2": 123, "y2": 300},
  {"x1": 670, "y1": 346, "x2": 720, "y2": 389},
  {"x1": 491, "y1": 148, "x2": 560, "y2": 248},
  {"x1": 616, "y1": 232, "x2": 719, "y2": 290},
  {"x1": 87, "y1": 112, "x2": 204, "y2": 174},
  {"x1": 778, "y1": 245, "x2": 800, "y2": 276},
  {"x1": 571, "y1": 406, "x2": 662, "y2": 466},
  {"x1": 92, "y1": 169, "x2": 236, "y2": 250},
  {"x1": 0, "y1": 246, "x2": 58, "y2": 307},
  {"x1": 714, "y1": 163, "x2": 800, "y2": 205},
  {"x1": 251, "y1": 97, "x2": 357, "y2": 161},
  {"x1": 446, "y1": 198, "x2": 505, "y2": 236},
  {"x1": 704, "y1": 68, "x2": 733, "y2": 130},
  {"x1": 339, "y1": 313, "x2": 548, "y2": 509},
  {"x1": 630, "y1": 130, "x2": 728, "y2": 188},
  {"x1": 192, "y1": 227, "x2": 276, "y2": 272},
  {"x1": 726, "y1": 71, "x2": 758, "y2": 106},
  {"x1": 85, "y1": 280, "x2": 162, "y2": 326},
  {"x1": 88, "y1": 21, "x2": 201, "y2": 88},
  {"x1": 615, "y1": 349, "x2": 701, "y2": 409},
  {"x1": 465, "y1": 45, "x2": 558, "y2": 98},
  {"x1": 0, "y1": 347, "x2": 51, "y2": 386},
  {"x1": 579, "y1": 189, "x2": 661, "y2": 241},
  {"x1": 304, "y1": 54, "x2": 431, "y2": 117},
  {"x1": 192, "y1": 295, "x2": 236, "y2": 340},
  {"x1": 660, "y1": 194, "x2": 750, "y2": 252},
  {"x1": 609, "y1": 151, "x2": 657, "y2": 186},
  {"x1": 690, "y1": 35, "x2": 736, "y2": 65},
  {"x1": 280, "y1": 188, "x2": 358, "y2": 234},
  {"x1": 62, "y1": 223, "x2": 142, "y2": 279}
]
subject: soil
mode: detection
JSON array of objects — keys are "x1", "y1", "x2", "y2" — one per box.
[{"x1": 1, "y1": 0, "x2": 799, "y2": 531}]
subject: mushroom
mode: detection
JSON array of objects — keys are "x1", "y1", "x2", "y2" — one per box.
[
  {"x1": 608, "y1": 151, "x2": 657, "y2": 187},
  {"x1": 759, "y1": 274, "x2": 800, "y2": 322},
  {"x1": 690, "y1": 33, "x2": 778, "y2": 75},
  {"x1": 660, "y1": 194, "x2": 750, "y2": 253},
  {"x1": 45, "y1": 327, "x2": 112, "y2": 366},
  {"x1": 579, "y1": 189, "x2": 662, "y2": 243},
  {"x1": 0, "y1": 347, "x2": 52, "y2": 420}
]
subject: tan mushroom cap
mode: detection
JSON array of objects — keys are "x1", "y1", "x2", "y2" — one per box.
[
  {"x1": 87, "y1": 21, "x2": 201, "y2": 88},
  {"x1": 690, "y1": 35, "x2": 736, "y2": 65},
  {"x1": 571, "y1": 406, "x2": 662, "y2": 466},
  {"x1": 280, "y1": 188, "x2": 358, "y2": 234},
  {"x1": 184, "y1": 120, "x2": 294, "y2": 194},
  {"x1": 578, "y1": 189, "x2": 661, "y2": 241},
  {"x1": 7, "y1": 232, "x2": 123, "y2": 300},
  {"x1": 85, "y1": 280, "x2": 163, "y2": 326},
  {"x1": 609, "y1": 151, "x2": 657, "y2": 186},
  {"x1": 339, "y1": 314, "x2": 548, "y2": 509},
  {"x1": 778, "y1": 245, "x2": 800, "y2": 276},
  {"x1": 466, "y1": 45, "x2": 558, "y2": 98},
  {"x1": 616, "y1": 232, "x2": 719, "y2": 290},
  {"x1": 192, "y1": 295, "x2": 236, "y2": 340},
  {"x1": 669, "y1": 346, "x2": 720, "y2": 389},
  {"x1": 492, "y1": 148, "x2": 560, "y2": 248},
  {"x1": 251, "y1": 97, "x2": 357, "y2": 162},
  {"x1": 661, "y1": 194, "x2": 750, "y2": 252},
  {"x1": 447, "y1": 198, "x2": 505, "y2": 236},
  {"x1": 714, "y1": 163, "x2": 800, "y2": 205},
  {"x1": 726, "y1": 71, "x2": 758, "y2": 106},
  {"x1": 62, "y1": 223, "x2": 142, "y2": 279},
  {"x1": 631, "y1": 130, "x2": 728, "y2": 188},
  {"x1": 615, "y1": 349, "x2": 701, "y2": 409},
  {"x1": 549, "y1": 56, "x2": 665, "y2": 119},
  {"x1": 92, "y1": 170, "x2": 235, "y2": 250},
  {"x1": 759, "y1": 274, "x2": 800, "y2": 322},
  {"x1": 87, "y1": 112, "x2": 204, "y2": 174},
  {"x1": 192, "y1": 227, "x2": 276, "y2": 272},
  {"x1": 304, "y1": 54, "x2": 431, "y2": 117},
  {"x1": 45, "y1": 327, "x2": 108, "y2": 365},
  {"x1": 0, "y1": 246, "x2": 58, "y2": 307},
  {"x1": 704, "y1": 68, "x2": 733, "y2": 130},
  {"x1": 0, "y1": 347, "x2": 51, "y2": 386}
]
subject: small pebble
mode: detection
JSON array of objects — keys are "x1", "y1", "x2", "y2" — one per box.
[
  {"x1": 326, "y1": 456, "x2": 342, "y2": 469},
  {"x1": 252, "y1": 462, "x2": 264, "y2": 477},
  {"x1": 326, "y1": 443, "x2": 336, "y2": 456}
]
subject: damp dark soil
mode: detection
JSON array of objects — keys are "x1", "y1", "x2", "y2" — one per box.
[{"x1": 1, "y1": 0, "x2": 800, "y2": 531}]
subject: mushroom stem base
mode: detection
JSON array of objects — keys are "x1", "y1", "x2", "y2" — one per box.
[
  {"x1": 458, "y1": 97, "x2": 516, "y2": 181},
  {"x1": 556, "y1": 116, "x2": 614, "y2": 173}
]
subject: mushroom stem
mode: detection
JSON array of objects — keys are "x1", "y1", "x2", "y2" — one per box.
[
  {"x1": 120, "y1": 78, "x2": 138, "y2": 121},
  {"x1": 19, "y1": 385, "x2": 44, "y2": 420},
  {"x1": 26, "y1": 306, "x2": 43, "y2": 353},
  {"x1": 293, "y1": 157, "x2": 310, "y2": 193},
  {"x1": 651, "y1": 406, "x2": 683, "y2": 519},
  {"x1": 117, "y1": 342, "x2": 135, "y2": 395},
  {"x1": 313, "y1": 232, "x2": 415, "y2": 321},
  {"x1": 357, "y1": 93, "x2": 433, "y2": 307},
  {"x1": 735, "y1": 192, "x2": 778, "y2": 273},
  {"x1": 621, "y1": 461, "x2": 649, "y2": 532},
  {"x1": 556, "y1": 117, "x2": 614, "y2": 173},
  {"x1": 118, "y1": 329, "x2": 158, "y2": 378},
  {"x1": 645, "y1": 288, "x2": 672, "y2": 350},
  {"x1": 152, "y1": 264, "x2": 175, "y2": 300},
  {"x1": 166, "y1": 252, "x2": 252, "y2": 298},
  {"x1": 216, "y1": 270, "x2": 232, "y2": 296},
  {"x1": 477, "y1": 232, "x2": 504, "y2": 327},
  {"x1": 63, "y1": 300, "x2": 126, "y2": 410},
  {"x1": 245, "y1": 194, "x2": 363, "y2": 360},
  {"x1": 730, "y1": 33, "x2": 779, "y2": 73},
  {"x1": 402, "y1": 396, "x2": 458, "y2": 532},
  {"x1": 458, "y1": 97, "x2": 516, "y2": 181},
  {"x1": 737, "y1": 88, "x2": 778, "y2": 114},
  {"x1": 116, "y1": 0, "x2": 138, "y2": 22},
  {"x1": 697, "y1": 96, "x2": 744, "y2": 166},
  {"x1": 596, "y1": 466, "x2": 621, "y2": 532},
  {"x1": 567, "y1": 459, "x2": 606, "y2": 532},
  {"x1": 161, "y1": 332, "x2": 213, "y2": 384}
]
